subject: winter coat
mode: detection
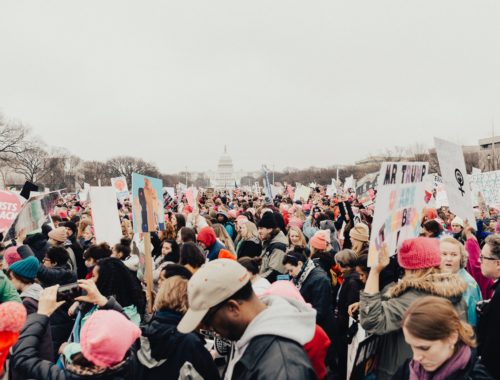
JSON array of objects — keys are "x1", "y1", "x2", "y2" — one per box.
[
  {"x1": 465, "y1": 238, "x2": 494, "y2": 299},
  {"x1": 10, "y1": 284, "x2": 54, "y2": 380},
  {"x1": 259, "y1": 231, "x2": 288, "y2": 283},
  {"x1": 236, "y1": 238, "x2": 262, "y2": 259},
  {"x1": 37, "y1": 262, "x2": 77, "y2": 288},
  {"x1": 477, "y1": 281, "x2": 500, "y2": 379},
  {"x1": 305, "y1": 325, "x2": 331, "y2": 380},
  {"x1": 225, "y1": 296, "x2": 317, "y2": 380},
  {"x1": 458, "y1": 268, "x2": 482, "y2": 327},
  {"x1": 24, "y1": 232, "x2": 50, "y2": 262},
  {"x1": 67, "y1": 237, "x2": 86, "y2": 279},
  {"x1": 0, "y1": 270, "x2": 21, "y2": 303},
  {"x1": 391, "y1": 349, "x2": 494, "y2": 380},
  {"x1": 137, "y1": 309, "x2": 220, "y2": 380},
  {"x1": 206, "y1": 239, "x2": 226, "y2": 261},
  {"x1": 11, "y1": 313, "x2": 138, "y2": 380},
  {"x1": 303, "y1": 217, "x2": 319, "y2": 240},
  {"x1": 360, "y1": 272, "x2": 468, "y2": 380},
  {"x1": 299, "y1": 266, "x2": 335, "y2": 332}
]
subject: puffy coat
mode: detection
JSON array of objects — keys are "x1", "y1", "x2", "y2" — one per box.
[
  {"x1": 391, "y1": 349, "x2": 494, "y2": 380},
  {"x1": 11, "y1": 313, "x2": 138, "y2": 380},
  {"x1": 259, "y1": 231, "x2": 288, "y2": 282},
  {"x1": 360, "y1": 272, "x2": 468, "y2": 380},
  {"x1": 206, "y1": 239, "x2": 226, "y2": 261},
  {"x1": 0, "y1": 270, "x2": 21, "y2": 303},
  {"x1": 137, "y1": 309, "x2": 219, "y2": 380}
]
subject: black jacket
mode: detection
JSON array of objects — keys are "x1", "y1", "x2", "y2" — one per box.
[
  {"x1": 237, "y1": 239, "x2": 262, "y2": 258},
  {"x1": 24, "y1": 233, "x2": 50, "y2": 262},
  {"x1": 391, "y1": 349, "x2": 494, "y2": 380},
  {"x1": 37, "y1": 263, "x2": 77, "y2": 288},
  {"x1": 11, "y1": 313, "x2": 138, "y2": 380},
  {"x1": 230, "y1": 334, "x2": 316, "y2": 380},
  {"x1": 333, "y1": 271, "x2": 363, "y2": 335},
  {"x1": 477, "y1": 281, "x2": 500, "y2": 379},
  {"x1": 299, "y1": 266, "x2": 334, "y2": 332},
  {"x1": 137, "y1": 310, "x2": 220, "y2": 380}
]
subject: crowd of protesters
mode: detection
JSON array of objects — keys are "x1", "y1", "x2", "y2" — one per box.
[{"x1": 0, "y1": 184, "x2": 499, "y2": 380}]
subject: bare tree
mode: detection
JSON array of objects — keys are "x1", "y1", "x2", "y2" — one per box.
[
  {"x1": 106, "y1": 156, "x2": 161, "y2": 186},
  {"x1": 0, "y1": 114, "x2": 29, "y2": 157},
  {"x1": 8, "y1": 144, "x2": 49, "y2": 183}
]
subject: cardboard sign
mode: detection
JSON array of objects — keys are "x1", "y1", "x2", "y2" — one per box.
[
  {"x1": 111, "y1": 177, "x2": 129, "y2": 200},
  {"x1": 0, "y1": 191, "x2": 22, "y2": 233},
  {"x1": 132, "y1": 173, "x2": 165, "y2": 233},
  {"x1": 470, "y1": 171, "x2": 500, "y2": 207},
  {"x1": 89, "y1": 187, "x2": 122, "y2": 245},
  {"x1": 3, "y1": 191, "x2": 60, "y2": 241},
  {"x1": 368, "y1": 162, "x2": 428, "y2": 266},
  {"x1": 434, "y1": 138, "x2": 476, "y2": 227}
]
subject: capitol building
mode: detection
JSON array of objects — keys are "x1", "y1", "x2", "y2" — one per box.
[{"x1": 191, "y1": 146, "x2": 260, "y2": 189}]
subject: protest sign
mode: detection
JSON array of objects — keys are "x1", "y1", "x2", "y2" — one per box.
[
  {"x1": 368, "y1": 162, "x2": 428, "y2": 266},
  {"x1": 326, "y1": 184, "x2": 337, "y2": 197},
  {"x1": 470, "y1": 171, "x2": 500, "y2": 208},
  {"x1": 344, "y1": 175, "x2": 354, "y2": 191},
  {"x1": 186, "y1": 186, "x2": 199, "y2": 209},
  {"x1": 131, "y1": 173, "x2": 165, "y2": 233},
  {"x1": 434, "y1": 138, "x2": 476, "y2": 228},
  {"x1": 89, "y1": 187, "x2": 122, "y2": 246},
  {"x1": 0, "y1": 191, "x2": 22, "y2": 233},
  {"x1": 294, "y1": 185, "x2": 311, "y2": 202},
  {"x1": 111, "y1": 176, "x2": 129, "y2": 200},
  {"x1": 3, "y1": 191, "x2": 60, "y2": 241},
  {"x1": 20, "y1": 181, "x2": 39, "y2": 200}
]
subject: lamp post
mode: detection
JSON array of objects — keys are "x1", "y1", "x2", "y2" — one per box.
[{"x1": 487, "y1": 154, "x2": 492, "y2": 172}]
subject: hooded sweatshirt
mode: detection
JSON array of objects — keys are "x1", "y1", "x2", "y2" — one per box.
[{"x1": 224, "y1": 295, "x2": 316, "y2": 380}]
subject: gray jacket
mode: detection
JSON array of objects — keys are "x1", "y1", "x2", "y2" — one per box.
[
  {"x1": 259, "y1": 231, "x2": 288, "y2": 282},
  {"x1": 359, "y1": 272, "x2": 468, "y2": 380}
]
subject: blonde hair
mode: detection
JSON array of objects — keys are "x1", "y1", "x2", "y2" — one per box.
[
  {"x1": 212, "y1": 223, "x2": 236, "y2": 253},
  {"x1": 240, "y1": 222, "x2": 259, "y2": 240},
  {"x1": 154, "y1": 276, "x2": 189, "y2": 313},
  {"x1": 287, "y1": 226, "x2": 307, "y2": 249},
  {"x1": 440, "y1": 237, "x2": 468, "y2": 268}
]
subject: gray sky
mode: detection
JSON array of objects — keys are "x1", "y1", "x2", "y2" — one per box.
[{"x1": 1, "y1": 0, "x2": 499, "y2": 173}]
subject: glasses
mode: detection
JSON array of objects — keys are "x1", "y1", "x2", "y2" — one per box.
[{"x1": 480, "y1": 255, "x2": 498, "y2": 262}]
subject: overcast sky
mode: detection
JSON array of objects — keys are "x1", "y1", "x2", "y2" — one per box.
[{"x1": 1, "y1": 1, "x2": 499, "y2": 173}]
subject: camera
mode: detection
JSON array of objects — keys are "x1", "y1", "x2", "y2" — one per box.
[{"x1": 56, "y1": 283, "x2": 83, "y2": 302}]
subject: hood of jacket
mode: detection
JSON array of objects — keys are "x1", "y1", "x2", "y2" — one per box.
[
  {"x1": 385, "y1": 272, "x2": 467, "y2": 303},
  {"x1": 20, "y1": 283, "x2": 43, "y2": 301},
  {"x1": 264, "y1": 230, "x2": 288, "y2": 247},
  {"x1": 225, "y1": 296, "x2": 316, "y2": 379}
]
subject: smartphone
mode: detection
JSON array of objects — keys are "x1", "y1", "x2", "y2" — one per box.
[{"x1": 56, "y1": 283, "x2": 83, "y2": 302}]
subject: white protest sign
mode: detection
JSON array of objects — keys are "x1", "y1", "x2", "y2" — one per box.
[
  {"x1": 368, "y1": 162, "x2": 428, "y2": 266},
  {"x1": 89, "y1": 187, "x2": 122, "y2": 246},
  {"x1": 326, "y1": 184, "x2": 338, "y2": 197},
  {"x1": 164, "y1": 187, "x2": 176, "y2": 199},
  {"x1": 470, "y1": 171, "x2": 500, "y2": 208},
  {"x1": 434, "y1": 138, "x2": 476, "y2": 228},
  {"x1": 344, "y1": 175, "x2": 354, "y2": 191},
  {"x1": 294, "y1": 185, "x2": 311, "y2": 202},
  {"x1": 111, "y1": 176, "x2": 129, "y2": 200}
]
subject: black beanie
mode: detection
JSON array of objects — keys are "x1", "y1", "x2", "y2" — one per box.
[{"x1": 258, "y1": 212, "x2": 277, "y2": 229}]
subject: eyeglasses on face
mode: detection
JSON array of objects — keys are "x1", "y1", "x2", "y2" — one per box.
[{"x1": 479, "y1": 254, "x2": 498, "y2": 262}]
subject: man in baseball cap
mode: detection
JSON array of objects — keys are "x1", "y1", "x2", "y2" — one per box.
[{"x1": 178, "y1": 259, "x2": 316, "y2": 379}]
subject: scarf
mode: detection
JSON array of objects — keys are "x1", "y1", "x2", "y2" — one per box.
[
  {"x1": 409, "y1": 344, "x2": 471, "y2": 380},
  {"x1": 294, "y1": 259, "x2": 316, "y2": 290}
]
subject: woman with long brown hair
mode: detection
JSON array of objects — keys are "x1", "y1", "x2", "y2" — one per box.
[{"x1": 393, "y1": 296, "x2": 493, "y2": 379}]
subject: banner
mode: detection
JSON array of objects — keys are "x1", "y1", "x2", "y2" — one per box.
[
  {"x1": 89, "y1": 187, "x2": 122, "y2": 245},
  {"x1": 111, "y1": 176, "x2": 129, "y2": 200},
  {"x1": 0, "y1": 191, "x2": 22, "y2": 233},
  {"x1": 131, "y1": 173, "x2": 165, "y2": 233},
  {"x1": 470, "y1": 171, "x2": 500, "y2": 207},
  {"x1": 294, "y1": 185, "x2": 311, "y2": 202},
  {"x1": 3, "y1": 191, "x2": 60, "y2": 241},
  {"x1": 434, "y1": 138, "x2": 476, "y2": 228},
  {"x1": 368, "y1": 162, "x2": 428, "y2": 266}
]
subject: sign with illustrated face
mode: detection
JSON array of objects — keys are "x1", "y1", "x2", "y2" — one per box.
[{"x1": 131, "y1": 173, "x2": 165, "y2": 233}]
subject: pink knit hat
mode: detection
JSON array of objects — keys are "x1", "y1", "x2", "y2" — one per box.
[
  {"x1": 4, "y1": 246, "x2": 21, "y2": 266},
  {"x1": 263, "y1": 280, "x2": 306, "y2": 303},
  {"x1": 288, "y1": 216, "x2": 304, "y2": 229},
  {"x1": 0, "y1": 301, "x2": 27, "y2": 332},
  {"x1": 310, "y1": 232, "x2": 328, "y2": 250},
  {"x1": 398, "y1": 237, "x2": 441, "y2": 270},
  {"x1": 80, "y1": 310, "x2": 141, "y2": 367},
  {"x1": 228, "y1": 210, "x2": 238, "y2": 219}
]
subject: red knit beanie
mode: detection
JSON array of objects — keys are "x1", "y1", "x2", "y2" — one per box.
[
  {"x1": 310, "y1": 232, "x2": 328, "y2": 251},
  {"x1": 196, "y1": 227, "x2": 216, "y2": 248},
  {"x1": 398, "y1": 237, "x2": 441, "y2": 270}
]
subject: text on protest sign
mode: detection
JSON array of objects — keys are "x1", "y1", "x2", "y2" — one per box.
[
  {"x1": 0, "y1": 191, "x2": 22, "y2": 233},
  {"x1": 368, "y1": 162, "x2": 428, "y2": 266}
]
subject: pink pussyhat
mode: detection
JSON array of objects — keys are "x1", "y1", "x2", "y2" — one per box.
[
  {"x1": 262, "y1": 280, "x2": 310, "y2": 307},
  {"x1": 80, "y1": 310, "x2": 141, "y2": 367}
]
